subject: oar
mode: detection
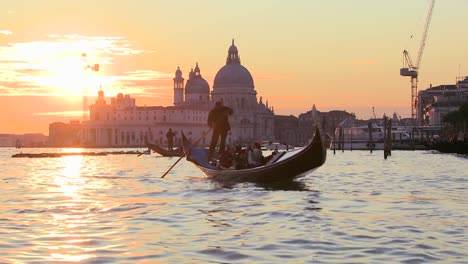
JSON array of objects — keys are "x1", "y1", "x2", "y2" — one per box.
[{"x1": 161, "y1": 128, "x2": 212, "y2": 178}]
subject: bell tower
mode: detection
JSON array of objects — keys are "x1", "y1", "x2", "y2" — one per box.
[{"x1": 173, "y1": 66, "x2": 184, "y2": 105}]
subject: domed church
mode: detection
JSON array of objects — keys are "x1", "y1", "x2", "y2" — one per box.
[
  {"x1": 80, "y1": 40, "x2": 274, "y2": 147},
  {"x1": 173, "y1": 39, "x2": 275, "y2": 144}
]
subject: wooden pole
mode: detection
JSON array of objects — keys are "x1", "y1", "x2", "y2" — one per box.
[
  {"x1": 388, "y1": 119, "x2": 392, "y2": 156},
  {"x1": 384, "y1": 117, "x2": 388, "y2": 159},
  {"x1": 368, "y1": 122, "x2": 373, "y2": 153},
  {"x1": 340, "y1": 127, "x2": 344, "y2": 152},
  {"x1": 333, "y1": 128, "x2": 336, "y2": 155}
]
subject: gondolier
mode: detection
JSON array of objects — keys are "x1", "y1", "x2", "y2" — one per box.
[
  {"x1": 166, "y1": 128, "x2": 175, "y2": 151},
  {"x1": 208, "y1": 101, "x2": 233, "y2": 160}
]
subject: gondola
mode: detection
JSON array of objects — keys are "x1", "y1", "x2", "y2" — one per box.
[
  {"x1": 146, "y1": 143, "x2": 183, "y2": 157},
  {"x1": 182, "y1": 127, "x2": 326, "y2": 182},
  {"x1": 430, "y1": 140, "x2": 468, "y2": 155}
]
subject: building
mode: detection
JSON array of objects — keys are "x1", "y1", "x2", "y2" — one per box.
[
  {"x1": 80, "y1": 40, "x2": 275, "y2": 147},
  {"x1": 419, "y1": 77, "x2": 468, "y2": 126},
  {"x1": 0, "y1": 134, "x2": 16, "y2": 147},
  {"x1": 274, "y1": 115, "x2": 300, "y2": 146},
  {"x1": 273, "y1": 105, "x2": 356, "y2": 147},
  {"x1": 49, "y1": 120, "x2": 82, "y2": 147},
  {"x1": 0, "y1": 133, "x2": 48, "y2": 147}
]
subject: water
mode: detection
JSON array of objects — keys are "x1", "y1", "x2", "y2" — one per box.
[{"x1": 1, "y1": 148, "x2": 467, "y2": 263}]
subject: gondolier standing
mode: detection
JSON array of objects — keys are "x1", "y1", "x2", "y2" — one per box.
[
  {"x1": 208, "y1": 101, "x2": 233, "y2": 160},
  {"x1": 166, "y1": 128, "x2": 175, "y2": 151}
]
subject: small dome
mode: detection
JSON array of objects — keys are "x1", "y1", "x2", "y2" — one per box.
[
  {"x1": 175, "y1": 66, "x2": 182, "y2": 76},
  {"x1": 185, "y1": 76, "x2": 210, "y2": 94}
]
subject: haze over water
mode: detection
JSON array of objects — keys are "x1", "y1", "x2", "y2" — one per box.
[{"x1": 1, "y1": 148, "x2": 466, "y2": 263}]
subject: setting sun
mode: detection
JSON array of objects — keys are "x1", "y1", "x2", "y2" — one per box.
[{"x1": 16, "y1": 40, "x2": 102, "y2": 96}]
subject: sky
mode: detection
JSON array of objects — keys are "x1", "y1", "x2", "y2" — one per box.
[{"x1": 1, "y1": 0, "x2": 467, "y2": 134}]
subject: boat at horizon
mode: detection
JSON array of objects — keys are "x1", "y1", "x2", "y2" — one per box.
[{"x1": 330, "y1": 123, "x2": 415, "y2": 151}]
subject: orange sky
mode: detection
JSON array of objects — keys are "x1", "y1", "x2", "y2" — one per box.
[{"x1": 1, "y1": 0, "x2": 467, "y2": 134}]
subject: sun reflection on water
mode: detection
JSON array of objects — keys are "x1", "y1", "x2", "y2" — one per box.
[
  {"x1": 43, "y1": 155, "x2": 102, "y2": 262},
  {"x1": 59, "y1": 148, "x2": 85, "y2": 154},
  {"x1": 56, "y1": 155, "x2": 85, "y2": 198}
]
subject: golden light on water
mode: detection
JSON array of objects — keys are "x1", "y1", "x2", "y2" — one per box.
[
  {"x1": 60, "y1": 148, "x2": 85, "y2": 154},
  {"x1": 56, "y1": 155, "x2": 85, "y2": 198},
  {"x1": 44, "y1": 155, "x2": 97, "y2": 262}
]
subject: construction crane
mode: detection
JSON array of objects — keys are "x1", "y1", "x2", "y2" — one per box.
[
  {"x1": 81, "y1": 53, "x2": 99, "y2": 121},
  {"x1": 400, "y1": 0, "x2": 435, "y2": 123}
]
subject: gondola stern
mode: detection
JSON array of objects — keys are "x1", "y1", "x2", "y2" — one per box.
[{"x1": 313, "y1": 126, "x2": 327, "y2": 166}]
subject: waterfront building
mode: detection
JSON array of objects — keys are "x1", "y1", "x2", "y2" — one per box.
[
  {"x1": 79, "y1": 40, "x2": 274, "y2": 147},
  {"x1": 49, "y1": 121, "x2": 82, "y2": 147},
  {"x1": 0, "y1": 134, "x2": 16, "y2": 147},
  {"x1": 419, "y1": 77, "x2": 468, "y2": 126},
  {"x1": 273, "y1": 105, "x2": 356, "y2": 147},
  {"x1": 0, "y1": 133, "x2": 48, "y2": 147}
]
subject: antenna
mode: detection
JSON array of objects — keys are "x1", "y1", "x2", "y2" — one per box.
[{"x1": 81, "y1": 53, "x2": 99, "y2": 122}]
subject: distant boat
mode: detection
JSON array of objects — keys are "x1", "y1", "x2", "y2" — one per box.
[
  {"x1": 147, "y1": 143, "x2": 183, "y2": 157},
  {"x1": 181, "y1": 127, "x2": 326, "y2": 182},
  {"x1": 330, "y1": 123, "x2": 412, "y2": 150},
  {"x1": 15, "y1": 139, "x2": 21, "y2": 149}
]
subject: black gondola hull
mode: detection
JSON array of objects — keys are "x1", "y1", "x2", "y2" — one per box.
[
  {"x1": 147, "y1": 143, "x2": 183, "y2": 157},
  {"x1": 182, "y1": 127, "x2": 326, "y2": 182}
]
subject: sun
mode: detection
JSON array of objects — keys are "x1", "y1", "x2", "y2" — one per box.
[
  {"x1": 38, "y1": 53, "x2": 100, "y2": 97},
  {"x1": 17, "y1": 40, "x2": 102, "y2": 97}
]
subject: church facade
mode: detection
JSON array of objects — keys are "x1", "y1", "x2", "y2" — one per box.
[{"x1": 79, "y1": 40, "x2": 275, "y2": 147}]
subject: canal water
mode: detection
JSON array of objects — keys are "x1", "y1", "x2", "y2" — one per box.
[{"x1": 0, "y1": 148, "x2": 466, "y2": 263}]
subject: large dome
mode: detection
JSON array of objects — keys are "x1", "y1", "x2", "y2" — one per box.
[
  {"x1": 213, "y1": 40, "x2": 254, "y2": 88},
  {"x1": 213, "y1": 63, "x2": 254, "y2": 88}
]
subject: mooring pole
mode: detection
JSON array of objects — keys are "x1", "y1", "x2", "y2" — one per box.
[{"x1": 368, "y1": 122, "x2": 373, "y2": 153}]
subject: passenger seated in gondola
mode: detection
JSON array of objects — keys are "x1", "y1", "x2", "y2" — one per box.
[
  {"x1": 218, "y1": 145, "x2": 237, "y2": 169},
  {"x1": 247, "y1": 141, "x2": 264, "y2": 167},
  {"x1": 234, "y1": 144, "x2": 249, "y2": 169}
]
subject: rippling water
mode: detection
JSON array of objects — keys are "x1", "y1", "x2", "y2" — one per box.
[{"x1": 1, "y1": 148, "x2": 467, "y2": 263}]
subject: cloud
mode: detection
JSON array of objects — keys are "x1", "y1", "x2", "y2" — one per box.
[
  {"x1": 109, "y1": 70, "x2": 174, "y2": 97},
  {"x1": 32, "y1": 110, "x2": 83, "y2": 117},
  {"x1": 0, "y1": 34, "x2": 165, "y2": 97},
  {"x1": 0, "y1": 30, "x2": 12, "y2": 36}
]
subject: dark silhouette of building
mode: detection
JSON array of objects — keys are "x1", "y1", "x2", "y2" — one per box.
[{"x1": 49, "y1": 120, "x2": 81, "y2": 147}]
